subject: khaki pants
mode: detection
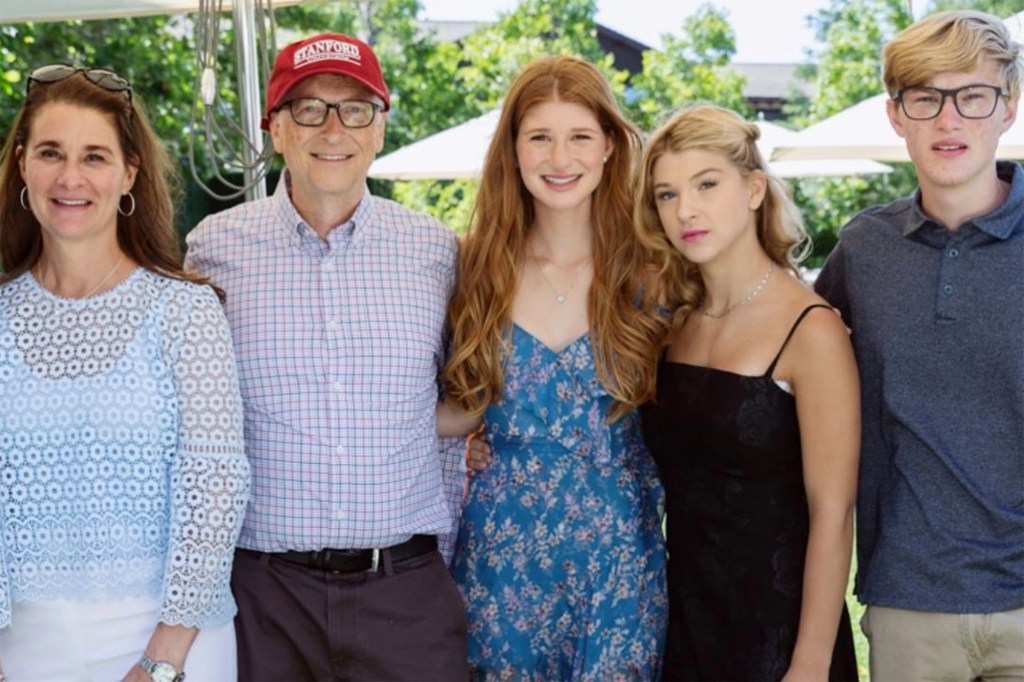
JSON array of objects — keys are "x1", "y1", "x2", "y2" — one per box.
[{"x1": 863, "y1": 605, "x2": 1024, "y2": 681}]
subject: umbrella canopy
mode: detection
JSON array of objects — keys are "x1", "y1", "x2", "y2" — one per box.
[
  {"x1": 756, "y1": 119, "x2": 892, "y2": 177},
  {"x1": 0, "y1": 0, "x2": 305, "y2": 22},
  {"x1": 772, "y1": 10, "x2": 1024, "y2": 163},
  {"x1": 370, "y1": 109, "x2": 892, "y2": 181},
  {"x1": 370, "y1": 108, "x2": 502, "y2": 181}
]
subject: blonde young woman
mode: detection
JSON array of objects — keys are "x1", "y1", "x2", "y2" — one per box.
[
  {"x1": 441, "y1": 56, "x2": 667, "y2": 680},
  {"x1": 634, "y1": 104, "x2": 859, "y2": 681}
]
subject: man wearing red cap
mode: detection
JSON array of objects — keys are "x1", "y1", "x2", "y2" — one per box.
[{"x1": 186, "y1": 32, "x2": 468, "y2": 680}]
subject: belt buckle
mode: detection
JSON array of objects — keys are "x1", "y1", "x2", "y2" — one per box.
[{"x1": 368, "y1": 548, "x2": 380, "y2": 573}]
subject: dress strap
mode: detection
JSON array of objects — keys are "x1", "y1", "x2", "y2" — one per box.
[{"x1": 764, "y1": 304, "x2": 834, "y2": 377}]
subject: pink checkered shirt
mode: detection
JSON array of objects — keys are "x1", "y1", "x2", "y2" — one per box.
[{"x1": 185, "y1": 175, "x2": 464, "y2": 555}]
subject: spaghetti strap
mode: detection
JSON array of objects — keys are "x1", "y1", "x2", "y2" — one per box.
[{"x1": 764, "y1": 304, "x2": 834, "y2": 377}]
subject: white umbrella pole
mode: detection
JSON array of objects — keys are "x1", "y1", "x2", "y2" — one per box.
[{"x1": 233, "y1": 0, "x2": 267, "y2": 200}]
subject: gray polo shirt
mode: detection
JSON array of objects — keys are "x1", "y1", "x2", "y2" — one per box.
[{"x1": 816, "y1": 161, "x2": 1024, "y2": 613}]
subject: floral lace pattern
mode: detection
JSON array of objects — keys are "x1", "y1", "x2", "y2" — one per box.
[
  {"x1": 0, "y1": 269, "x2": 249, "y2": 629},
  {"x1": 451, "y1": 324, "x2": 667, "y2": 681}
]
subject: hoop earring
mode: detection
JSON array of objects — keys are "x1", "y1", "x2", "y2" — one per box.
[
  {"x1": 19, "y1": 187, "x2": 29, "y2": 210},
  {"x1": 118, "y1": 192, "x2": 136, "y2": 217}
]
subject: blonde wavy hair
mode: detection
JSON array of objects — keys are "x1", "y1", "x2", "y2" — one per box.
[
  {"x1": 444, "y1": 55, "x2": 660, "y2": 421},
  {"x1": 630, "y1": 104, "x2": 809, "y2": 383},
  {"x1": 884, "y1": 9, "x2": 1022, "y2": 100}
]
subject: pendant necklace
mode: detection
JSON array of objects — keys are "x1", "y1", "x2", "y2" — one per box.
[
  {"x1": 701, "y1": 262, "x2": 776, "y2": 319},
  {"x1": 35, "y1": 254, "x2": 126, "y2": 299},
  {"x1": 532, "y1": 255, "x2": 582, "y2": 304}
]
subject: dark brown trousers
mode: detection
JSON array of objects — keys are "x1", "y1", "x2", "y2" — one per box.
[{"x1": 232, "y1": 546, "x2": 469, "y2": 681}]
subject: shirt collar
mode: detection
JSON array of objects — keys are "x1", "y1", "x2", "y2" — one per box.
[
  {"x1": 903, "y1": 161, "x2": 1024, "y2": 240},
  {"x1": 269, "y1": 169, "x2": 387, "y2": 245}
]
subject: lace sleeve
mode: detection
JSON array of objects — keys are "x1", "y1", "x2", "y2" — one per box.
[{"x1": 160, "y1": 286, "x2": 250, "y2": 628}]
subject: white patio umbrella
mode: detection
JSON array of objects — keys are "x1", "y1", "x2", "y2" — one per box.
[
  {"x1": 756, "y1": 119, "x2": 892, "y2": 177},
  {"x1": 0, "y1": 0, "x2": 306, "y2": 23},
  {"x1": 370, "y1": 109, "x2": 892, "y2": 181},
  {"x1": 370, "y1": 108, "x2": 502, "y2": 180},
  {"x1": 772, "y1": 10, "x2": 1024, "y2": 163}
]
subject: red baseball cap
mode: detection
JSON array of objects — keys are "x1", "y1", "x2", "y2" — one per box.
[{"x1": 261, "y1": 32, "x2": 390, "y2": 129}]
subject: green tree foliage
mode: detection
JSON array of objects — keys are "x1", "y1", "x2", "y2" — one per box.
[
  {"x1": 625, "y1": 3, "x2": 750, "y2": 133},
  {"x1": 0, "y1": 17, "x2": 197, "y2": 165},
  {"x1": 803, "y1": 0, "x2": 911, "y2": 121},
  {"x1": 927, "y1": 0, "x2": 1024, "y2": 17},
  {"x1": 788, "y1": 0, "x2": 917, "y2": 266}
]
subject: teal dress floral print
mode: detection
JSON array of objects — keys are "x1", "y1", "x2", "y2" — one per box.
[{"x1": 451, "y1": 324, "x2": 668, "y2": 681}]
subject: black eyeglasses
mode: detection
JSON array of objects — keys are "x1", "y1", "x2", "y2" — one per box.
[
  {"x1": 896, "y1": 84, "x2": 1008, "y2": 120},
  {"x1": 277, "y1": 97, "x2": 381, "y2": 129},
  {"x1": 26, "y1": 64, "x2": 133, "y2": 109}
]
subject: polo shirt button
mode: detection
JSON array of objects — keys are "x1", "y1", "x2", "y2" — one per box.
[{"x1": 943, "y1": 284, "x2": 955, "y2": 295}]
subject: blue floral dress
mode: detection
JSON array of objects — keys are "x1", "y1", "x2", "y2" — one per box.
[{"x1": 451, "y1": 324, "x2": 668, "y2": 681}]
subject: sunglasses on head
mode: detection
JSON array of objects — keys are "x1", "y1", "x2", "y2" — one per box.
[{"x1": 26, "y1": 64, "x2": 133, "y2": 110}]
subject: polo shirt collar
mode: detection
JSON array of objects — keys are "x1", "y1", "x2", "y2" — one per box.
[{"x1": 904, "y1": 161, "x2": 1024, "y2": 240}]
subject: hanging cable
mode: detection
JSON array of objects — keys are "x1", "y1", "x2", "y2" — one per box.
[{"x1": 187, "y1": 0, "x2": 278, "y2": 200}]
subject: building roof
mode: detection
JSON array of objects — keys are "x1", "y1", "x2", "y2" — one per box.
[{"x1": 729, "y1": 62, "x2": 814, "y2": 100}]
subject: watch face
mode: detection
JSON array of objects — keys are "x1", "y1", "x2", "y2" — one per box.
[{"x1": 150, "y1": 662, "x2": 181, "y2": 682}]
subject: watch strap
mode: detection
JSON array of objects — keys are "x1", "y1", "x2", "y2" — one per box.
[{"x1": 138, "y1": 653, "x2": 186, "y2": 682}]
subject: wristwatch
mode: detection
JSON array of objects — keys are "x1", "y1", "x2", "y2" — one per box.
[{"x1": 138, "y1": 653, "x2": 186, "y2": 682}]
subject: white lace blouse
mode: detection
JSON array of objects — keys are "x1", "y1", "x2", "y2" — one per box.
[{"x1": 0, "y1": 268, "x2": 249, "y2": 629}]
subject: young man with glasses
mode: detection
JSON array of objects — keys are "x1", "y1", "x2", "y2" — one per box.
[
  {"x1": 185, "y1": 33, "x2": 467, "y2": 680},
  {"x1": 816, "y1": 10, "x2": 1024, "y2": 680}
]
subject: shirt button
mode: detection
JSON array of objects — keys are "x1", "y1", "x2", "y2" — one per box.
[
  {"x1": 948, "y1": 248, "x2": 960, "y2": 258},
  {"x1": 321, "y1": 260, "x2": 335, "y2": 271},
  {"x1": 942, "y1": 284, "x2": 955, "y2": 295},
  {"x1": 334, "y1": 509, "x2": 347, "y2": 520},
  {"x1": 331, "y1": 380, "x2": 344, "y2": 392},
  {"x1": 335, "y1": 444, "x2": 346, "y2": 455},
  {"x1": 326, "y1": 319, "x2": 340, "y2": 331}
]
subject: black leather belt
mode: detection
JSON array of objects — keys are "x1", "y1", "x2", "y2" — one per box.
[{"x1": 275, "y1": 534, "x2": 437, "y2": 573}]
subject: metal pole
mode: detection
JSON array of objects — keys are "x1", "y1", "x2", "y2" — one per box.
[{"x1": 233, "y1": 0, "x2": 267, "y2": 200}]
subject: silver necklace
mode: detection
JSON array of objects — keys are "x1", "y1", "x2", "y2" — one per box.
[
  {"x1": 701, "y1": 263, "x2": 776, "y2": 319},
  {"x1": 36, "y1": 254, "x2": 126, "y2": 299},
  {"x1": 532, "y1": 255, "x2": 582, "y2": 305}
]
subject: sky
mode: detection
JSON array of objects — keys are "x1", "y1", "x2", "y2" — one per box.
[{"x1": 418, "y1": 0, "x2": 833, "y2": 64}]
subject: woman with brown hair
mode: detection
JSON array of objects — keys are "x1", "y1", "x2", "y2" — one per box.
[
  {"x1": 441, "y1": 55, "x2": 667, "y2": 680},
  {"x1": 0, "y1": 65, "x2": 249, "y2": 681}
]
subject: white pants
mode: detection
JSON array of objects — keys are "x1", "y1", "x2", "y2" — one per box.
[{"x1": 0, "y1": 596, "x2": 236, "y2": 682}]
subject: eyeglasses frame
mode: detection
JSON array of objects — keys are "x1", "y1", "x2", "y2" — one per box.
[
  {"x1": 895, "y1": 84, "x2": 1010, "y2": 121},
  {"x1": 275, "y1": 97, "x2": 383, "y2": 129}
]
